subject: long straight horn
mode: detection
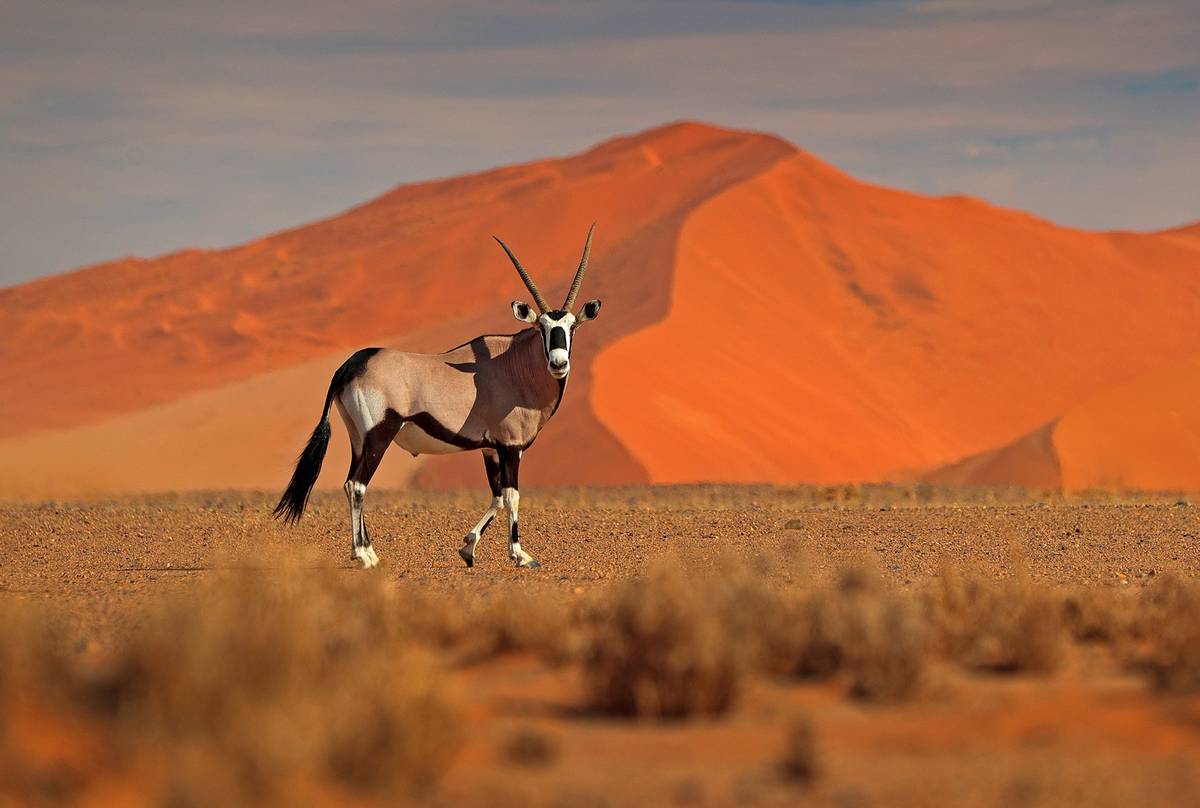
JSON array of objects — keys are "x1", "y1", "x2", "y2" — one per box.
[
  {"x1": 563, "y1": 222, "x2": 595, "y2": 311},
  {"x1": 494, "y1": 236, "x2": 549, "y2": 313}
]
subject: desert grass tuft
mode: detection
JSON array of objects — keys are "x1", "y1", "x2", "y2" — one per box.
[
  {"x1": 1132, "y1": 575, "x2": 1200, "y2": 692},
  {"x1": 758, "y1": 563, "x2": 927, "y2": 702},
  {"x1": 778, "y1": 714, "x2": 821, "y2": 785},
  {"x1": 0, "y1": 569, "x2": 461, "y2": 804},
  {"x1": 1063, "y1": 586, "x2": 1134, "y2": 644},
  {"x1": 927, "y1": 566, "x2": 1063, "y2": 674},
  {"x1": 582, "y1": 559, "x2": 742, "y2": 719},
  {"x1": 502, "y1": 726, "x2": 560, "y2": 768}
]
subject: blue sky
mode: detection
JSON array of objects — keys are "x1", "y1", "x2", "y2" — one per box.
[{"x1": 2, "y1": 0, "x2": 1197, "y2": 285}]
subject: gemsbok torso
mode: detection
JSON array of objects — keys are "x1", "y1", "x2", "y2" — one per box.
[{"x1": 274, "y1": 226, "x2": 602, "y2": 569}]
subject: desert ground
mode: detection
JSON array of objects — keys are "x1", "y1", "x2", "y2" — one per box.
[{"x1": 3, "y1": 484, "x2": 1200, "y2": 807}]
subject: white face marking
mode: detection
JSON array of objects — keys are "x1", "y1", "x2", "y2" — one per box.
[{"x1": 539, "y1": 311, "x2": 577, "y2": 379}]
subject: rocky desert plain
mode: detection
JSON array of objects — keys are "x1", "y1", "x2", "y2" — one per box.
[{"x1": 2, "y1": 123, "x2": 1200, "y2": 806}]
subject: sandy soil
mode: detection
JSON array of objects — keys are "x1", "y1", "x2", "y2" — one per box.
[
  {"x1": 4, "y1": 485, "x2": 1198, "y2": 628},
  {"x1": 3, "y1": 486, "x2": 1200, "y2": 806}
]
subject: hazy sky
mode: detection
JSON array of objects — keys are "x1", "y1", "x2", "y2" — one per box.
[{"x1": 3, "y1": 0, "x2": 1198, "y2": 286}]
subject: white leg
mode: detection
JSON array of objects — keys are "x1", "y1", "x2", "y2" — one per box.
[
  {"x1": 459, "y1": 496, "x2": 502, "y2": 568},
  {"x1": 344, "y1": 480, "x2": 377, "y2": 569},
  {"x1": 503, "y1": 487, "x2": 538, "y2": 568}
]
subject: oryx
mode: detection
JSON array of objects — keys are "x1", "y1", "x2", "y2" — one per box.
[{"x1": 273, "y1": 225, "x2": 602, "y2": 569}]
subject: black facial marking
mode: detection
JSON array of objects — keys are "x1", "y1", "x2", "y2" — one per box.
[
  {"x1": 548, "y1": 326, "x2": 567, "y2": 352},
  {"x1": 546, "y1": 309, "x2": 569, "y2": 319}
]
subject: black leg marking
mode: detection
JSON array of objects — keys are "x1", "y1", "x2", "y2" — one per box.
[
  {"x1": 345, "y1": 412, "x2": 401, "y2": 559},
  {"x1": 498, "y1": 446, "x2": 521, "y2": 490},
  {"x1": 350, "y1": 411, "x2": 402, "y2": 487},
  {"x1": 498, "y1": 445, "x2": 521, "y2": 549},
  {"x1": 497, "y1": 446, "x2": 537, "y2": 567},
  {"x1": 483, "y1": 449, "x2": 503, "y2": 498}
]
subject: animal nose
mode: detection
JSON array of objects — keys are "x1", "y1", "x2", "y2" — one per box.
[{"x1": 549, "y1": 357, "x2": 568, "y2": 370}]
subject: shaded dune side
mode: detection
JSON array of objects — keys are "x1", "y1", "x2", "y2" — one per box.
[
  {"x1": 923, "y1": 423, "x2": 1063, "y2": 490},
  {"x1": 591, "y1": 152, "x2": 1200, "y2": 484},
  {"x1": 926, "y1": 355, "x2": 1200, "y2": 492},
  {"x1": 0, "y1": 350, "x2": 384, "y2": 499},
  {"x1": 0, "y1": 312, "x2": 535, "y2": 499}
]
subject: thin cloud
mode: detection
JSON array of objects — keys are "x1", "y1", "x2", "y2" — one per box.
[{"x1": 1, "y1": 0, "x2": 1196, "y2": 285}]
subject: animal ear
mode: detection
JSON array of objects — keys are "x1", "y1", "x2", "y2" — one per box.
[
  {"x1": 512, "y1": 300, "x2": 538, "y2": 323},
  {"x1": 578, "y1": 299, "x2": 602, "y2": 322}
]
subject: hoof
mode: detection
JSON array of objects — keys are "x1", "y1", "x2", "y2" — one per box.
[
  {"x1": 355, "y1": 546, "x2": 379, "y2": 569},
  {"x1": 458, "y1": 545, "x2": 475, "y2": 568}
]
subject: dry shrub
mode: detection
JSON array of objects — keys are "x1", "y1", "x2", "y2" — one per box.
[
  {"x1": 1132, "y1": 575, "x2": 1200, "y2": 692},
  {"x1": 583, "y1": 560, "x2": 742, "y2": 719},
  {"x1": 762, "y1": 565, "x2": 926, "y2": 702},
  {"x1": 454, "y1": 590, "x2": 578, "y2": 665},
  {"x1": 928, "y1": 567, "x2": 1063, "y2": 674},
  {"x1": 1063, "y1": 586, "x2": 1135, "y2": 644},
  {"x1": 0, "y1": 570, "x2": 461, "y2": 804},
  {"x1": 501, "y1": 726, "x2": 559, "y2": 768},
  {"x1": 778, "y1": 714, "x2": 821, "y2": 785}
]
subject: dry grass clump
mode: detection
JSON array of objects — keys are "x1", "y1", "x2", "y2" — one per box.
[
  {"x1": 582, "y1": 558, "x2": 927, "y2": 709},
  {"x1": 453, "y1": 590, "x2": 579, "y2": 666},
  {"x1": 778, "y1": 714, "x2": 821, "y2": 785},
  {"x1": 1062, "y1": 586, "x2": 1135, "y2": 644},
  {"x1": 927, "y1": 567, "x2": 1063, "y2": 674},
  {"x1": 582, "y1": 560, "x2": 743, "y2": 719},
  {"x1": 763, "y1": 565, "x2": 927, "y2": 702},
  {"x1": 0, "y1": 570, "x2": 461, "y2": 804},
  {"x1": 1131, "y1": 574, "x2": 1200, "y2": 692},
  {"x1": 501, "y1": 726, "x2": 560, "y2": 768}
]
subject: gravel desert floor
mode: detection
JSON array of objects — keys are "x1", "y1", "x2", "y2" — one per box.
[{"x1": 3, "y1": 485, "x2": 1200, "y2": 806}]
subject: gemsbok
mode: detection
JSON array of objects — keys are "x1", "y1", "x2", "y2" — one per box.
[{"x1": 273, "y1": 226, "x2": 602, "y2": 569}]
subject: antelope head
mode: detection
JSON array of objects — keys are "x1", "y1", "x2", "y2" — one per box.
[{"x1": 495, "y1": 224, "x2": 602, "y2": 380}]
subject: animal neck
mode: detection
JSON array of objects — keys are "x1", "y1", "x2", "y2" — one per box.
[{"x1": 508, "y1": 327, "x2": 565, "y2": 407}]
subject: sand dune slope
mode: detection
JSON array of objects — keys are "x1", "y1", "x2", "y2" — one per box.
[
  {"x1": 0, "y1": 123, "x2": 793, "y2": 496},
  {"x1": 1, "y1": 121, "x2": 1197, "y2": 496},
  {"x1": 591, "y1": 152, "x2": 1200, "y2": 485}
]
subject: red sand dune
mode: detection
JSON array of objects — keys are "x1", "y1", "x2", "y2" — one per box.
[{"x1": 0, "y1": 121, "x2": 1197, "y2": 497}]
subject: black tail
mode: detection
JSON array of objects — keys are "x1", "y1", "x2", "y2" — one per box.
[
  {"x1": 273, "y1": 412, "x2": 332, "y2": 524},
  {"x1": 273, "y1": 347, "x2": 382, "y2": 524}
]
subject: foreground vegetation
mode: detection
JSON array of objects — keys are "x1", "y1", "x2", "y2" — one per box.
[{"x1": 2, "y1": 552, "x2": 1199, "y2": 805}]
